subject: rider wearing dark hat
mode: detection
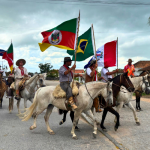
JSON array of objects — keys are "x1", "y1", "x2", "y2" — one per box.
[
  {"x1": 59, "y1": 57, "x2": 82, "y2": 110},
  {"x1": 12, "y1": 59, "x2": 28, "y2": 100},
  {"x1": 85, "y1": 59, "x2": 104, "y2": 112}
]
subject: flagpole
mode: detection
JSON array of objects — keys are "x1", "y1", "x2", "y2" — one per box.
[
  {"x1": 72, "y1": 10, "x2": 80, "y2": 87},
  {"x1": 117, "y1": 37, "x2": 118, "y2": 75},
  {"x1": 91, "y1": 24, "x2": 98, "y2": 80}
]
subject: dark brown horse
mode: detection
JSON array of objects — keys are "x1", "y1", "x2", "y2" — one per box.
[
  {"x1": 59, "y1": 72, "x2": 135, "y2": 131},
  {"x1": 135, "y1": 71, "x2": 150, "y2": 111},
  {"x1": 0, "y1": 73, "x2": 7, "y2": 108}
]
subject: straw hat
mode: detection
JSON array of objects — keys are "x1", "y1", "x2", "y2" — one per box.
[
  {"x1": 16, "y1": 59, "x2": 26, "y2": 66},
  {"x1": 127, "y1": 59, "x2": 133, "y2": 62}
]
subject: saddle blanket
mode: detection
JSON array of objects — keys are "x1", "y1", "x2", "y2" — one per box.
[{"x1": 53, "y1": 81, "x2": 81, "y2": 98}]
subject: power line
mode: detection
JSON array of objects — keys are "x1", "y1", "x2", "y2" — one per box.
[{"x1": 3, "y1": 0, "x2": 150, "y2": 6}]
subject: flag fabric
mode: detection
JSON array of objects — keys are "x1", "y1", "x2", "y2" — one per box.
[
  {"x1": 0, "y1": 49, "x2": 6, "y2": 56},
  {"x1": 39, "y1": 18, "x2": 78, "y2": 52},
  {"x1": 67, "y1": 27, "x2": 94, "y2": 61},
  {"x1": 2, "y1": 43, "x2": 13, "y2": 72},
  {"x1": 84, "y1": 40, "x2": 117, "y2": 69}
]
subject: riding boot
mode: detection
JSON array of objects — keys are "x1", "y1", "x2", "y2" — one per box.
[
  {"x1": 68, "y1": 97, "x2": 77, "y2": 110},
  {"x1": 0, "y1": 100, "x2": 2, "y2": 108},
  {"x1": 15, "y1": 90, "x2": 20, "y2": 100},
  {"x1": 93, "y1": 97, "x2": 102, "y2": 113}
]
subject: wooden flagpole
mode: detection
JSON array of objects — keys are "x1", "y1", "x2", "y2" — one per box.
[
  {"x1": 117, "y1": 37, "x2": 118, "y2": 75},
  {"x1": 91, "y1": 24, "x2": 98, "y2": 80},
  {"x1": 72, "y1": 11, "x2": 80, "y2": 87}
]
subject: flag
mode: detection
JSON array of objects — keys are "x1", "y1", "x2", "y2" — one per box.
[
  {"x1": 0, "y1": 49, "x2": 6, "y2": 56},
  {"x1": 84, "y1": 40, "x2": 117, "y2": 69},
  {"x1": 39, "y1": 18, "x2": 78, "y2": 52},
  {"x1": 2, "y1": 43, "x2": 13, "y2": 72},
  {"x1": 67, "y1": 27, "x2": 94, "y2": 61}
]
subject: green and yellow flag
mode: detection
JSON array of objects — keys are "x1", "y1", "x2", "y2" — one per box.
[{"x1": 67, "y1": 27, "x2": 94, "y2": 61}]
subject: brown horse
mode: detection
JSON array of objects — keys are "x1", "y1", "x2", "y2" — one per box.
[
  {"x1": 0, "y1": 73, "x2": 7, "y2": 108},
  {"x1": 135, "y1": 71, "x2": 150, "y2": 111}
]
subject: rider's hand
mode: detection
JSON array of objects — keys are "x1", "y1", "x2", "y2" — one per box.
[
  {"x1": 71, "y1": 64, "x2": 76, "y2": 70},
  {"x1": 24, "y1": 74, "x2": 28, "y2": 77}
]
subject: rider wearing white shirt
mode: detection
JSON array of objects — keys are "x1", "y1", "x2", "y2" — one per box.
[{"x1": 101, "y1": 67, "x2": 119, "y2": 82}]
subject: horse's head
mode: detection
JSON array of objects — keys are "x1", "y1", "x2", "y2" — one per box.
[
  {"x1": 121, "y1": 72, "x2": 135, "y2": 92},
  {"x1": 37, "y1": 74, "x2": 46, "y2": 87},
  {"x1": 142, "y1": 75, "x2": 150, "y2": 94},
  {"x1": 106, "y1": 81, "x2": 113, "y2": 106}
]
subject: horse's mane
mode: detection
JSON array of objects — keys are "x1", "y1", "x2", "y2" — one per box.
[
  {"x1": 25, "y1": 74, "x2": 38, "y2": 85},
  {"x1": 109, "y1": 74, "x2": 120, "y2": 82},
  {"x1": 83, "y1": 81, "x2": 107, "y2": 86}
]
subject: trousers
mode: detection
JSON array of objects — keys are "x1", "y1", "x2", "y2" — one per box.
[{"x1": 60, "y1": 82, "x2": 73, "y2": 99}]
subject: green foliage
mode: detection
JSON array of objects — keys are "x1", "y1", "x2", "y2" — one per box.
[
  {"x1": 28, "y1": 72, "x2": 34, "y2": 77},
  {"x1": 47, "y1": 69, "x2": 58, "y2": 78},
  {"x1": 38, "y1": 63, "x2": 53, "y2": 73}
]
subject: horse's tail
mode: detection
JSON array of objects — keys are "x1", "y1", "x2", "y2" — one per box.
[
  {"x1": 58, "y1": 109, "x2": 64, "y2": 115},
  {"x1": 21, "y1": 89, "x2": 40, "y2": 121}
]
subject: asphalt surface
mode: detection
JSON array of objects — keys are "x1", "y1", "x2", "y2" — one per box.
[{"x1": 0, "y1": 81, "x2": 117, "y2": 150}]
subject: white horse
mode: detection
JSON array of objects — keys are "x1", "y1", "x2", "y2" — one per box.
[
  {"x1": 21, "y1": 81, "x2": 113, "y2": 139},
  {"x1": 9, "y1": 74, "x2": 46, "y2": 114},
  {"x1": 115, "y1": 74, "x2": 150, "y2": 125}
]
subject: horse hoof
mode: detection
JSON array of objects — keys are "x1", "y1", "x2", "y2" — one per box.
[
  {"x1": 59, "y1": 121, "x2": 63, "y2": 125},
  {"x1": 49, "y1": 131, "x2": 55, "y2": 135},
  {"x1": 30, "y1": 126, "x2": 36, "y2": 130},
  {"x1": 72, "y1": 136, "x2": 78, "y2": 140},
  {"x1": 114, "y1": 127, "x2": 118, "y2": 131},
  {"x1": 93, "y1": 133, "x2": 97, "y2": 138},
  {"x1": 102, "y1": 128, "x2": 107, "y2": 132},
  {"x1": 136, "y1": 122, "x2": 140, "y2": 126}
]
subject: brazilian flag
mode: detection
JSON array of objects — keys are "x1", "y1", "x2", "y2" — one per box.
[{"x1": 67, "y1": 27, "x2": 94, "y2": 61}]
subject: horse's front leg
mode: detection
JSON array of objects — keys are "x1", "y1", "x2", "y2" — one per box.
[
  {"x1": 71, "y1": 110, "x2": 82, "y2": 140},
  {"x1": 17, "y1": 99, "x2": 21, "y2": 114},
  {"x1": 126, "y1": 101, "x2": 140, "y2": 125},
  {"x1": 107, "y1": 107, "x2": 120, "y2": 131},
  {"x1": 84, "y1": 110, "x2": 97, "y2": 138},
  {"x1": 114, "y1": 101, "x2": 123, "y2": 123},
  {"x1": 44, "y1": 104, "x2": 55, "y2": 134}
]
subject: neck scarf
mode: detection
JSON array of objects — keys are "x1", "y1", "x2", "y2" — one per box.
[
  {"x1": 63, "y1": 65, "x2": 73, "y2": 77},
  {"x1": 18, "y1": 67, "x2": 24, "y2": 76}
]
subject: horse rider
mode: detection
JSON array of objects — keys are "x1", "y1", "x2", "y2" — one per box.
[
  {"x1": 59, "y1": 57, "x2": 82, "y2": 110},
  {"x1": 101, "y1": 66, "x2": 119, "y2": 82},
  {"x1": 12, "y1": 59, "x2": 28, "y2": 100},
  {"x1": 85, "y1": 59, "x2": 104, "y2": 112},
  {"x1": 124, "y1": 59, "x2": 135, "y2": 77}
]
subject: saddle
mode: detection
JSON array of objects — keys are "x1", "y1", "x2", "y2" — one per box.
[
  {"x1": 52, "y1": 81, "x2": 81, "y2": 99},
  {"x1": 10, "y1": 77, "x2": 30, "y2": 92}
]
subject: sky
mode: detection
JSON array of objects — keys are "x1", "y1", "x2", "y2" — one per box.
[{"x1": 0, "y1": 0, "x2": 150, "y2": 73}]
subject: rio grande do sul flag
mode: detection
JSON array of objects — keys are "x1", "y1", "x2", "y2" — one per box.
[
  {"x1": 39, "y1": 18, "x2": 78, "y2": 52},
  {"x1": 96, "y1": 40, "x2": 117, "y2": 67},
  {"x1": 2, "y1": 43, "x2": 13, "y2": 72}
]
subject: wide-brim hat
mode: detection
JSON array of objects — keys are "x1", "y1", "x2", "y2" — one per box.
[
  {"x1": 89, "y1": 59, "x2": 96, "y2": 67},
  {"x1": 64, "y1": 57, "x2": 73, "y2": 62},
  {"x1": 127, "y1": 59, "x2": 133, "y2": 62},
  {"x1": 16, "y1": 59, "x2": 26, "y2": 66}
]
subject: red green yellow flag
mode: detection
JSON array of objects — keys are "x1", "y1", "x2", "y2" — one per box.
[
  {"x1": 39, "y1": 18, "x2": 78, "y2": 52},
  {"x1": 2, "y1": 43, "x2": 13, "y2": 72}
]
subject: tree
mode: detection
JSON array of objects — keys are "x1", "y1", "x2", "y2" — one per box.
[
  {"x1": 38, "y1": 63, "x2": 53, "y2": 73},
  {"x1": 47, "y1": 69, "x2": 59, "y2": 78}
]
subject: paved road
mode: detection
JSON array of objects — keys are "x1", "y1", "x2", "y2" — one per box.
[
  {"x1": 94, "y1": 96, "x2": 150, "y2": 150},
  {"x1": 0, "y1": 84, "x2": 117, "y2": 150}
]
